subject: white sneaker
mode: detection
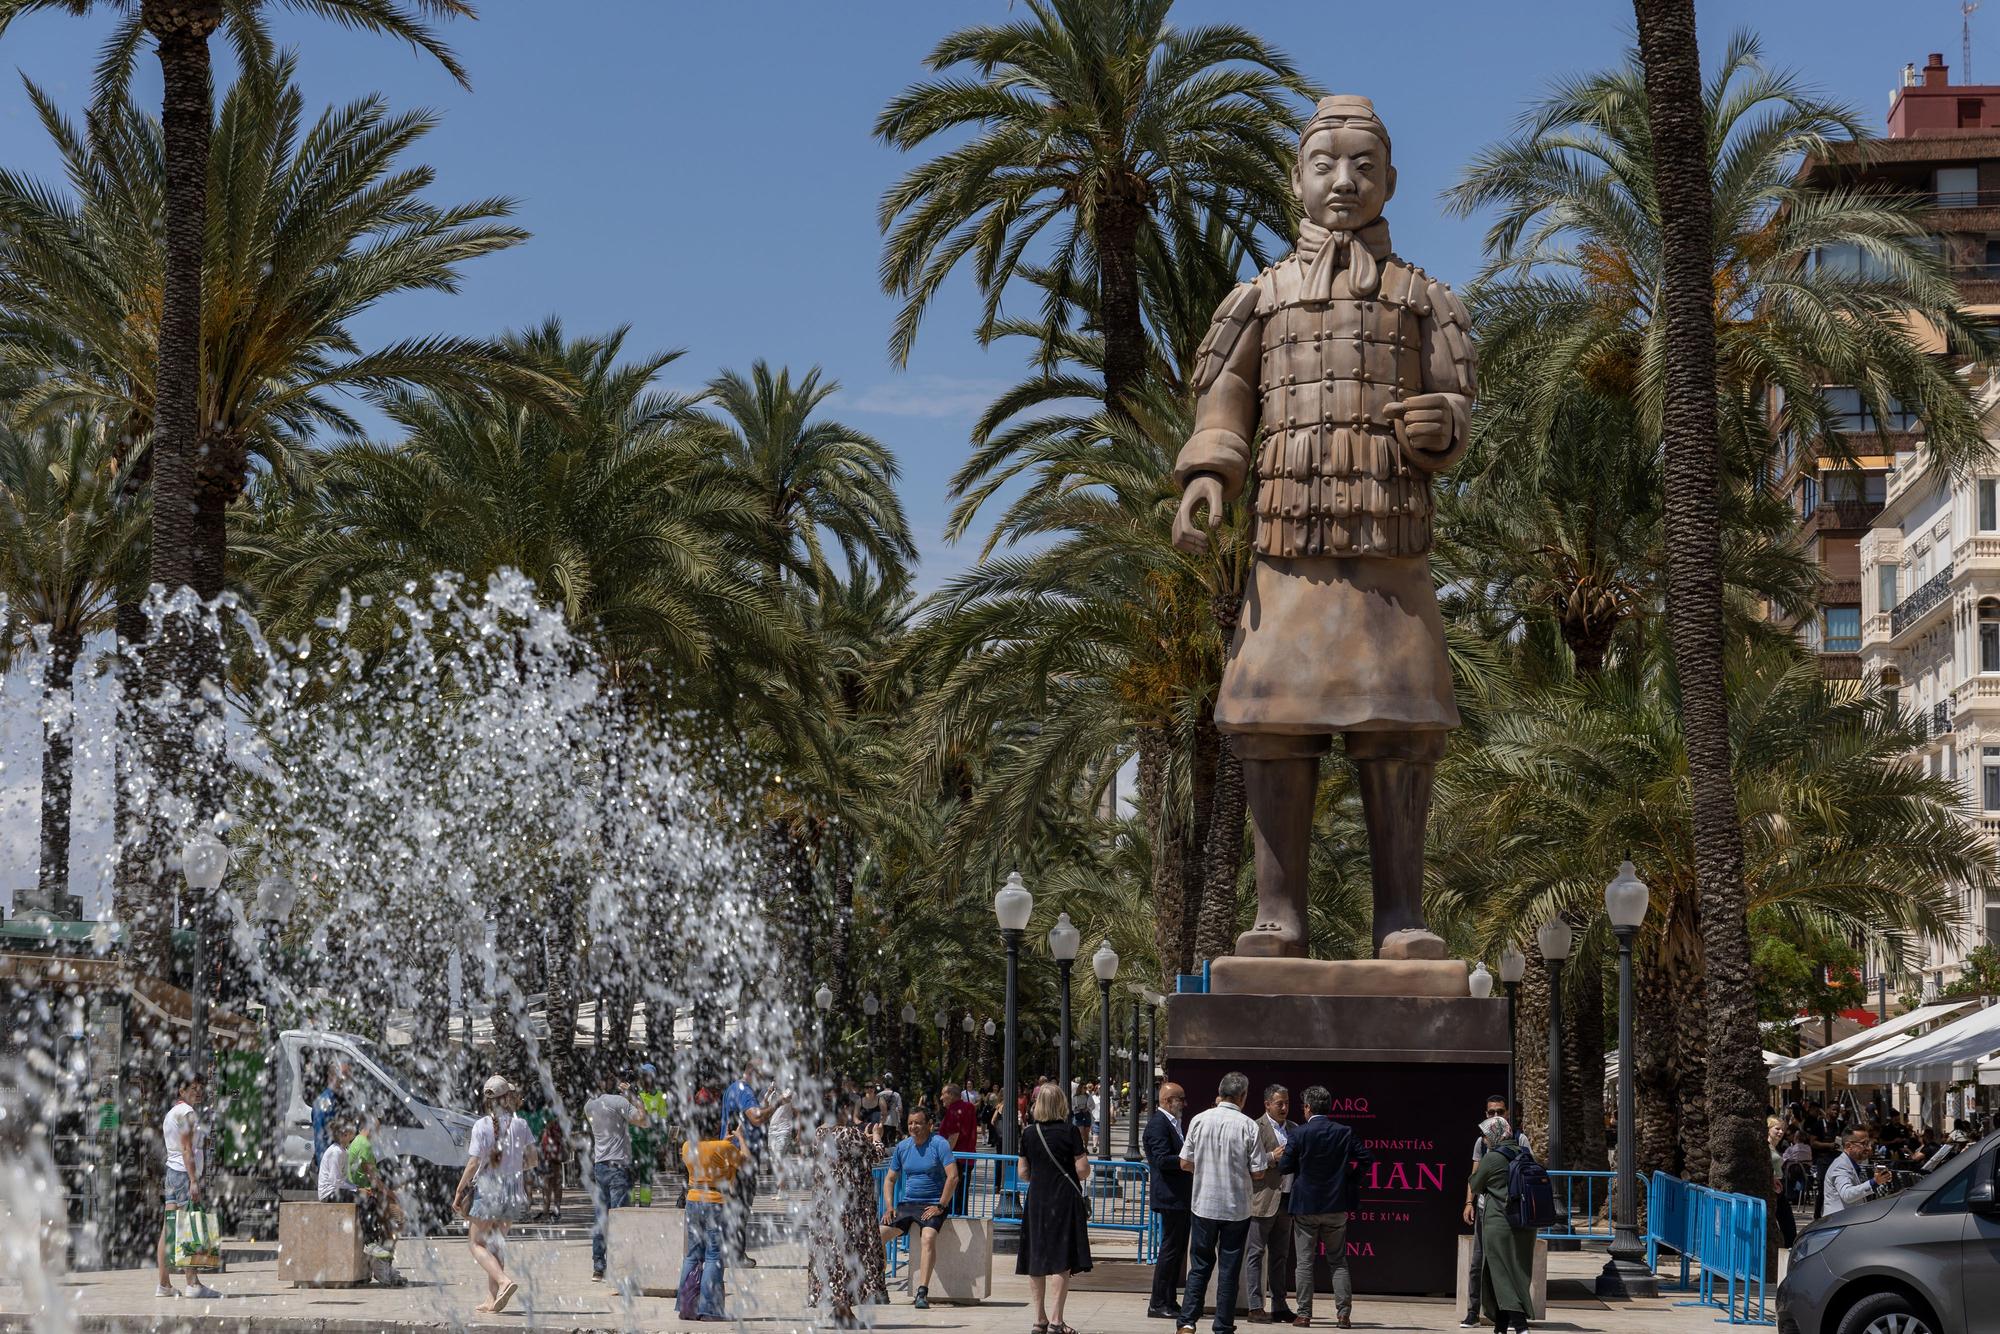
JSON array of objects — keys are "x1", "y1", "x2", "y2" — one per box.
[
  {"x1": 185, "y1": 1283, "x2": 221, "y2": 1299},
  {"x1": 154, "y1": 1284, "x2": 176, "y2": 1298}
]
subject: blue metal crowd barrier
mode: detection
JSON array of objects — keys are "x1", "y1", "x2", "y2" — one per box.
[
  {"x1": 1539, "y1": 1169, "x2": 1616, "y2": 1243},
  {"x1": 876, "y1": 1150, "x2": 1157, "y2": 1274},
  {"x1": 1645, "y1": 1171, "x2": 1772, "y2": 1326}
]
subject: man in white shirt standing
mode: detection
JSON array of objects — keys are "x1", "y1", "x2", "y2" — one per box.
[
  {"x1": 1176, "y1": 1071, "x2": 1273, "y2": 1334},
  {"x1": 1821, "y1": 1129, "x2": 1891, "y2": 1216},
  {"x1": 584, "y1": 1070, "x2": 649, "y2": 1282},
  {"x1": 155, "y1": 1072, "x2": 219, "y2": 1300}
]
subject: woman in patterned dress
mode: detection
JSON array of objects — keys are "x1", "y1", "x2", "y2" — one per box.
[{"x1": 809, "y1": 1116, "x2": 889, "y2": 1325}]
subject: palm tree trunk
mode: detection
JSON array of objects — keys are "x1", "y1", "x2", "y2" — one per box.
[
  {"x1": 1094, "y1": 198, "x2": 1147, "y2": 416},
  {"x1": 1182, "y1": 712, "x2": 1218, "y2": 968},
  {"x1": 31, "y1": 629, "x2": 82, "y2": 918},
  {"x1": 1633, "y1": 952, "x2": 1682, "y2": 1182},
  {"x1": 1560, "y1": 956, "x2": 1608, "y2": 1171},
  {"x1": 543, "y1": 877, "x2": 580, "y2": 1110},
  {"x1": 1194, "y1": 590, "x2": 1247, "y2": 961},
  {"x1": 1632, "y1": 0, "x2": 1767, "y2": 1202},
  {"x1": 1516, "y1": 949, "x2": 1551, "y2": 1159},
  {"x1": 1138, "y1": 724, "x2": 1187, "y2": 982}
]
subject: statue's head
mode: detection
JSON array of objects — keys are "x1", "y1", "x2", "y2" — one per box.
[{"x1": 1292, "y1": 95, "x2": 1395, "y2": 233}]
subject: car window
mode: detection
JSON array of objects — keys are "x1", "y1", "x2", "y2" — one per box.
[{"x1": 1919, "y1": 1148, "x2": 1982, "y2": 1214}]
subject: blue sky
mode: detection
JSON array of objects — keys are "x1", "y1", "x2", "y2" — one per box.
[{"x1": 0, "y1": 0, "x2": 1977, "y2": 590}]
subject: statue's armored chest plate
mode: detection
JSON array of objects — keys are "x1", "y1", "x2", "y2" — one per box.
[
  {"x1": 1245, "y1": 254, "x2": 1437, "y2": 559},
  {"x1": 1254, "y1": 256, "x2": 1429, "y2": 433}
]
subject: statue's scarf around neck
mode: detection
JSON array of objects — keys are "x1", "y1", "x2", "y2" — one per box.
[{"x1": 1296, "y1": 217, "x2": 1392, "y2": 300}]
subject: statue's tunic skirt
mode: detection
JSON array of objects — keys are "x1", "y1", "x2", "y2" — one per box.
[{"x1": 1218, "y1": 552, "x2": 1458, "y2": 736}]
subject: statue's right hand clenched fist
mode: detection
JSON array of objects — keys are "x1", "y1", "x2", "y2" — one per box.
[{"x1": 1173, "y1": 474, "x2": 1224, "y2": 554}]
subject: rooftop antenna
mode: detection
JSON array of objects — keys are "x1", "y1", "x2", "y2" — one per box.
[{"x1": 1968, "y1": 0, "x2": 1981, "y2": 83}]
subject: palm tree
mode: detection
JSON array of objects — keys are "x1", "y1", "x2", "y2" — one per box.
[
  {"x1": 236, "y1": 322, "x2": 794, "y2": 705},
  {"x1": 0, "y1": 0, "x2": 473, "y2": 606},
  {"x1": 0, "y1": 52, "x2": 550, "y2": 977},
  {"x1": 699, "y1": 362, "x2": 916, "y2": 594},
  {"x1": 0, "y1": 412, "x2": 145, "y2": 916},
  {"x1": 1437, "y1": 649, "x2": 1991, "y2": 1183},
  {"x1": 1638, "y1": 1, "x2": 1775, "y2": 1205},
  {"x1": 874, "y1": 0, "x2": 1315, "y2": 411},
  {"x1": 1449, "y1": 25, "x2": 1995, "y2": 1197}
]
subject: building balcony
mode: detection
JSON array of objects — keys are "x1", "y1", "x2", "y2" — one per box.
[
  {"x1": 1934, "y1": 699, "x2": 1956, "y2": 736},
  {"x1": 1890, "y1": 562, "x2": 1955, "y2": 639},
  {"x1": 1979, "y1": 815, "x2": 2000, "y2": 846},
  {"x1": 1820, "y1": 652, "x2": 1864, "y2": 680},
  {"x1": 1824, "y1": 578, "x2": 1862, "y2": 605},
  {"x1": 1958, "y1": 535, "x2": 2000, "y2": 577},
  {"x1": 1811, "y1": 500, "x2": 1884, "y2": 533},
  {"x1": 1961, "y1": 277, "x2": 2000, "y2": 307},
  {"x1": 1862, "y1": 610, "x2": 1892, "y2": 648},
  {"x1": 1956, "y1": 676, "x2": 2000, "y2": 719}
]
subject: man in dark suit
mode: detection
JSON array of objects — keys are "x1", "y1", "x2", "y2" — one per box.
[
  {"x1": 1145, "y1": 1081, "x2": 1192, "y2": 1318},
  {"x1": 1287, "y1": 1085, "x2": 1374, "y2": 1329}
]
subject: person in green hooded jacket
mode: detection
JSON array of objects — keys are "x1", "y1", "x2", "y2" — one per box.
[{"x1": 1462, "y1": 1115, "x2": 1535, "y2": 1332}]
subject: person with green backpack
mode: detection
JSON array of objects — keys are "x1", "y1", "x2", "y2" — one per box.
[{"x1": 1461, "y1": 1116, "x2": 1538, "y2": 1333}]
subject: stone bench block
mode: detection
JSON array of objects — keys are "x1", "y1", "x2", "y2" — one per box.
[
  {"x1": 278, "y1": 1201, "x2": 366, "y2": 1288},
  {"x1": 1453, "y1": 1234, "x2": 1549, "y2": 1321},
  {"x1": 927, "y1": 1217, "x2": 992, "y2": 1303},
  {"x1": 607, "y1": 1204, "x2": 686, "y2": 1296}
]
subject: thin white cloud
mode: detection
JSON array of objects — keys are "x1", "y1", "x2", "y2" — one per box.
[{"x1": 846, "y1": 375, "x2": 1010, "y2": 419}]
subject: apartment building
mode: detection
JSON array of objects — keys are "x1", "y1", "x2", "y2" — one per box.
[
  {"x1": 1858, "y1": 383, "x2": 2000, "y2": 987},
  {"x1": 1784, "y1": 53, "x2": 2000, "y2": 680}
]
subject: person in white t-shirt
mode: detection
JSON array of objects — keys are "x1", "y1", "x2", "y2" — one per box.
[
  {"x1": 1175, "y1": 1072, "x2": 1272, "y2": 1334},
  {"x1": 452, "y1": 1075, "x2": 538, "y2": 1315},
  {"x1": 155, "y1": 1072, "x2": 219, "y2": 1300},
  {"x1": 583, "y1": 1070, "x2": 648, "y2": 1282}
]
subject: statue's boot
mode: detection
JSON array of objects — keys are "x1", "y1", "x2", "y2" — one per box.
[
  {"x1": 1234, "y1": 747, "x2": 1317, "y2": 958},
  {"x1": 1352, "y1": 730, "x2": 1448, "y2": 959}
]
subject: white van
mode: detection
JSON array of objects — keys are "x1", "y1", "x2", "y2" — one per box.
[{"x1": 275, "y1": 1030, "x2": 475, "y2": 1204}]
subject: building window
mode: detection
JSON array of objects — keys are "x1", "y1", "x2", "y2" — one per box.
[
  {"x1": 1939, "y1": 165, "x2": 1981, "y2": 204},
  {"x1": 1823, "y1": 607, "x2": 1861, "y2": 653},
  {"x1": 1984, "y1": 747, "x2": 2000, "y2": 810},
  {"x1": 1798, "y1": 476, "x2": 1819, "y2": 518},
  {"x1": 1824, "y1": 386, "x2": 1917, "y2": 434},
  {"x1": 1983, "y1": 600, "x2": 2000, "y2": 672},
  {"x1": 1987, "y1": 898, "x2": 2000, "y2": 948},
  {"x1": 1962, "y1": 98, "x2": 1986, "y2": 130},
  {"x1": 1879, "y1": 562, "x2": 1899, "y2": 612},
  {"x1": 1982, "y1": 479, "x2": 1999, "y2": 531}
]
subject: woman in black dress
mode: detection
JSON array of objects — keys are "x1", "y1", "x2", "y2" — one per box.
[{"x1": 1017, "y1": 1082, "x2": 1093, "y2": 1334}]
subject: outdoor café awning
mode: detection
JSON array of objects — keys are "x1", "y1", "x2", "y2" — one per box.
[
  {"x1": 1766, "y1": 1001, "x2": 1980, "y2": 1086},
  {"x1": 1849, "y1": 1000, "x2": 2000, "y2": 1085}
]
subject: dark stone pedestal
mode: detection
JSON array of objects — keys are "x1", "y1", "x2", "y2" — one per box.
[{"x1": 1165, "y1": 992, "x2": 1508, "y2": 1297}]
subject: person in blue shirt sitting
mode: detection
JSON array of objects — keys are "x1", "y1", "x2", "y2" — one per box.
[
  {"x1": 877, "y1": 1106, "x2": 960, "y2": 1309},
  {"x1": 310, "y1": 1058, "x2": 351, "y2": 1173}
]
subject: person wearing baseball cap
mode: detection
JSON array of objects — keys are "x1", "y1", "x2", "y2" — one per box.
[{"x1": 452, "y1": 1074, "x2": 537, "y2": 1314}]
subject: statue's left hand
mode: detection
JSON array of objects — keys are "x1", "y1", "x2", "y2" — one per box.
[{"x1": 1385, "y1": 393, "x2": 1456, "y2": 458}]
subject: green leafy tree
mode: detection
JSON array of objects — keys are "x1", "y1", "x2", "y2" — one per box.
[
  {"x1": 874, "y1": 0, "x2": 1316, "y2": 412},
  {"x1": 1448, "y1": 24, "x2": 1993, "y2": 1197},
  {"x1": 0, "y1": 413, "x2": 145, "y2": 915}
]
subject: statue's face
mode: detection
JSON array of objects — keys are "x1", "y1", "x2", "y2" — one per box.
[{"x1": 1294, "y1": 124, "x2": 1395, "y2": 232}]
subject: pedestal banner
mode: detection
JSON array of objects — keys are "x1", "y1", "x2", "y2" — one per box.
[{"x1": 1169, "y1": 1058, "x2": 1501, "y2": 1295}]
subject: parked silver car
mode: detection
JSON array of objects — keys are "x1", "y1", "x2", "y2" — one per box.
[{"x1": 1778, "y1": 1131, "x2": 2000, "y2": 1334}]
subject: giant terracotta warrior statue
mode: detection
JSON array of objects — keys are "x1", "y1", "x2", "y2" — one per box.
[{"x1": 1172, "y1": 95, "x2": 1476, "y2": 964}]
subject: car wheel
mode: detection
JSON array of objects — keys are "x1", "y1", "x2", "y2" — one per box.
[{"x1": 1837, "y1": 1291, "x2": 1937, "y2": 1334}]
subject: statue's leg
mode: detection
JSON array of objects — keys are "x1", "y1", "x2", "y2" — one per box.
[
  {"x1": 1348, "y1": 729, "x2": 1449, "y2": 959},
  {"x1": 1231, "y1": 733, "x2": 1325, "y2": 958}
]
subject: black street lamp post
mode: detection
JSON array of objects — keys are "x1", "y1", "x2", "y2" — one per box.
[
  {"x1": 1092, "y1": 941, "x2": 1119, "y2": 1157},
  {"x1": 1049, "y1": 913, "x2": 1080, "y2": 1103},
  {"x1": 1597, "y1": 862, "x2": 1660, "y2": 1299},
  {"x1": 1126, "y1": 986, "x2": 1143, "y2": 1156},
  {"x1": 995, "y1": 872, "x2": 1034, "y2": 1157}
]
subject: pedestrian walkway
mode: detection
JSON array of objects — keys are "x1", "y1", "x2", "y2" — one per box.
[{"x1": 0, "y1": 1223, "x2": 1755, "y2": 1334}]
